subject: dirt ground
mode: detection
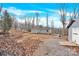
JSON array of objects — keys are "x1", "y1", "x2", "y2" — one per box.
[
  {"x1": 0, "y1": 29, "x2": 79, "y2": 56},
  {"x1": 0, "y1": 29, "x2": 52, "y2": 56}
]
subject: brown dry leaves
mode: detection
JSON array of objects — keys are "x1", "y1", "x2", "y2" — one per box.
[{"x1": 0, "y1": 30, "x2": 42, "y2": 56}]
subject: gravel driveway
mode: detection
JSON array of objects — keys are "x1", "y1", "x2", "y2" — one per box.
[{"x1": 33, "y1": 38, "x2": 79, "y2": 56}]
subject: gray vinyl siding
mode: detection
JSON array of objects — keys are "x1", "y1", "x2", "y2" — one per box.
[
  {"x1": 68, "y1": 28, "x2": 72, "y2": 42},
  {"x1": 31, "y1": 29, "x2": 50, "y2": 34},
  {"x1": 68, "y1": 19, "x2": 79, "y2": 44}
]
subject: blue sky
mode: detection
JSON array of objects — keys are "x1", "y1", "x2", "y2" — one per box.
[{"x1": 0, "y1": 3, "x2": 79, "y2": 28}]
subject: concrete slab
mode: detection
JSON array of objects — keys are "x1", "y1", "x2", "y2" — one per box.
[{"x1": 59, "y1": 41, "x2": 79, "y2": 47}]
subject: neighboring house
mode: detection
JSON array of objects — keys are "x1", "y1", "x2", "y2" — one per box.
[
  {"x1": 67, "y1": 19, "x2": 79, "y2": 44},
  {"x1": 31, "y1": 26, "x2": 51, "y2": 34}
]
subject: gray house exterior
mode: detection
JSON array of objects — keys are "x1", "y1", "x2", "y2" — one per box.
[
  {"x1": 67, "y1": 20, "x2": 79, "y2": 44},
  {"x1": 31, "y1": 27, "x2": 51, "y2": 34}
]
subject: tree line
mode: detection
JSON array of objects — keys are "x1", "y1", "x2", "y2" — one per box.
[{"x1": 0, "y1": 4, "x2": 79, "y2": 36}]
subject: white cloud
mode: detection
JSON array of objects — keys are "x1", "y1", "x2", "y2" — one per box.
[
  {"x1": 3, "y1": 7, "x2": 44, "y2": 16},
  {"x1": 45, "y1": 8, "x2": 60, "y2": 14}
]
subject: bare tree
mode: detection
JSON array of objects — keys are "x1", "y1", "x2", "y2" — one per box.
[
  {"x1": 0, "y1": 4, "x2": 2, "y2": 12},
  {"x1": 46, "y1": 13, "x2": 49, "y2": 32},
  {"x1": 35, "y1": 12, "x2": 39, "y2": 33},
  {"x1": 0, "y1": 4, "x2": 2, "y2": 29},
  {"x1": 36, "y1": 13, "x2": 39, "y2": 27},
  {"x1": 51, "y1": 19, "x2": 54, "y2": 34},
  {"x1": 78, "y1": 9, "x2": 79, "y2": 19},
  {"x1": 27, "y1": 16, "x2": 31, "y2": 32},
  {"x1": 12, "y1": 16, "x2": 17, "y2": 30},
  {"x1": 19, "y1": 16, "x2": 25, "y2": 31},
  {"x1": 24, "y1": 17, "x2": 27, "y2": 31},
  {"x1": 60, "y1": 7, "x2": 66, "y2": 36},
  {"x1": 68, "y1": 8, "x2": 78, "y2": 27},
  {"x1": 32, "y1": 15, "x2": 35, "y2": 28},
  {"x1": 73, "y1": 8, "x2": 78, "y2": 19}
]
